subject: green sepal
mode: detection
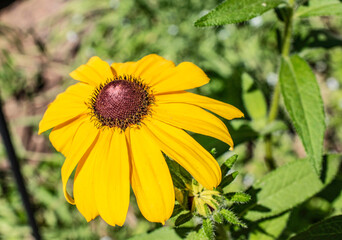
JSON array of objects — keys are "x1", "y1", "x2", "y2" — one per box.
[
  {"x1": 220, "y1": 209, "x2": 247, "y2": 228},
  {"x1": 213, "y1": 211, "x2": 224, "y2": 224},
  {"x1": 171, "y1": 204, "x2": 184, "y2": 218},
  {"x1": 225, "y1": 192, "x2": 251, "y2": 204},
  {"x1": 202, "y1": 218, "x2": 215, "y2": 240},
  {"x1": 166, "y1": 157, "x2": 191, "y2": 187},
  {"x1": 221, "y1": 154, "x2": 238, "y2": 178},
  {"x1": 175, "y1": 212, "x2": 193, "y2": 227},
  {"x1": 219, "y1": 171, "x2": 239, "y2": 188}
]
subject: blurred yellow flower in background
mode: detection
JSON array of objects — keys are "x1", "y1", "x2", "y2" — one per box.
[{"x1": 38, "y1": 54, "x2": 243, "y2": 226}]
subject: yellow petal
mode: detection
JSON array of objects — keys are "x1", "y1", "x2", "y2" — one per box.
[
  {"x1": 70, "y1": 56, "x2": 115, "y2": 86},
  {"x1": 129, "y1": 126, "x2": 174, "y2": 224},
  {"x1": 133, "y1": 54, "x2": 175, "y2": 85},
  {"x1": 153, "y1": 102, "x2": 234, "y2": 148},
  {"x1": 61, "y1": 120, "x2": 99, "y2": 204},
  {"x1": 111, "y1": 55, "x2": 208, "y2": 93},
  {"x1": 144, "y1": 118, "x2": 221, "y2": 189},
  {"x1": 111, "y1": 62, "x2": 138, "y2": 77},
  {"x1": 151, "y1": 62, "x2": 209, "y2": 94},
  {"x1": 155, "y1": 91, "x2": 244, "y2": 120},
  {"x1": 111, "y1": 55, "x2": 175, "y2": 86},
  {"x1": 73, "y1": 142, "x2": 99, "y2": 222},
  {"x1": 49, "y1": 115, "x2": 87, "y2": 156},
  {"x1": 38, "y1": 83, "x2": 93, "y2": 134},
  {"x1": 93, "y1": 129, "x2": 130, "y2": 226}
]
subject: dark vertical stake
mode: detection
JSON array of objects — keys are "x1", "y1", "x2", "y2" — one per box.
[{"x1": 0, "y1": 99, "x2": 41, "y2": 240}]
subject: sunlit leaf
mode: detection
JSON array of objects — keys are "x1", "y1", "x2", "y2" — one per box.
[
  {"x1": 186, "y1": 228, "x2": 208, "y2": 240},
  {"x1": 250, "y1": 212, "x2": 290, "y2": 240},
  {"x1": 279, "y1": 55, "x2": 325, "y2": 175},
  {"x1": 238, "y1": 155, "x2": 340, "y2": 221},
  {"x1": 296, "y1": 0, "x2": 342, "y2": 18},
  {"x1": 289, "y1": 215, "x2": 342, "y2": 240},
  {"x1": 195, "y1": 0, "x2": 284, "y2": 27},
  {"x1": 128, "y1": 227, "x2": 182, "y2": 240}
]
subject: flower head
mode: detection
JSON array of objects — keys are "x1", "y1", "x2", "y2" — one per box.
[{"x1": 39, "y1": 54, "x2": 243, "y2": 226}]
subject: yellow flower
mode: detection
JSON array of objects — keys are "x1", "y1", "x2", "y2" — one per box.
[{"x1": 38, "y1": 54, "x2": 243, "y2": 226}]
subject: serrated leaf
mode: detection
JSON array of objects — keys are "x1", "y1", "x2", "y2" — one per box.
[
  {"x1": 203, "y1": 218, "x2": 215, "y2": 240},
  {"x1": 221, "y1": 209, "x2": 247, "y2": 228},
  {"x1": 238, "y1": 155, "x2": 340, "y2": 221},
  {"x1": 128, "y1": 227, "x2": 182, "y2": 240},
  {"x1": 296, "y1": 0, "x2": 342, "y2": 18},
  {"x1": 226, "y1": 192, "x2": 251, "y2": 203},
  {"x1": 213, "y1": 211, "x2": 224, "y2": 224},
  {"x1": 242, "y1": 73, "x2": 267, "y2": 120},
  {"x1": 250, "y1": 212, "x2": 290, "y2": 240},
  {"x1": 195, "y1": 0, "x2": 284, "y2": 27},
  {"x1": 221, "y1": 154, "x2": 238, "y2": 177},
  {"x1": 186, "y1": 228, "x2": 208, "y2": 240},
  {"x1": 289, "y1": 215, "x2": 342, "y2": 240},
  {"x1": 220, "y1": 171, "x2": 239, "y2": 188},
  {"x1": 279, "y1": 55, "x2": 325, "y2": 175},
  {"x1": 175, "y1": 212, "x2": 193, "y2": 227}
]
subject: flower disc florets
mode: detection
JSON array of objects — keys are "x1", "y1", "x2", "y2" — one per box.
[{"x1": 89, "y1": 75, "x2": 154, "y2": 130}]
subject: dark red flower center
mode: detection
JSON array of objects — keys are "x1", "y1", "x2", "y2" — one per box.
[{"x1": 89, "y1": 75, "x2": 154, "y2": 130}]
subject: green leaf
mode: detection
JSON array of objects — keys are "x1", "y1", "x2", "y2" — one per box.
[
  {"x1": 221, "y1": 209, "x2": 247, "y2": 228},
  {"x1": 332, "y1": 189, "x2": 342, "y2": 215},
  {"x1": 202, "y1": 218, "x2": 215, "y2": 240},
  {"x1": 296, "y1": 0, "x2": 342, "y2": 18},
  {"x1": 225, "y1": 192, "x2": 251, "y2": 204},
  {"x1": 279, "y1": 55, "x2": 325, "y2": 175},
  {"x1": 242, "y1": 73, "x2": 267, "y2": 120},
  {"x1": 289, "y1": 215, "x2": 342, "y2": 240},
  {"x1": 221, "y1": 154, "x2": 238, "y2": 177},
  {"x1": 219, "y1": 171, "x2": 239, "y2": 188},
  {"x1": 250, "y1": 212, "x2": 290, "y2": 240},
  {"x1": 172, "y1": 173, "x2": 187, "y2": 189},
  {"x1": 166, "y1": 158, "x2": 191, "y2": 186},
  {"x1": 128, "y1": 227, "x2": 182, "y2": 240},
  {"x1": 239, "y1": 155, "x2": 340, "y2": 221},
  {"x1": 171, "y1": 204, "x2": 184, "y2": 218},
  {"x1": 175, "y1": 212, "x2": 193, "y2": 226},
  {"x1": 186, "y1": 228, "x2": 208, "y2": 240},
  {"x1": 195, "y1": 0, "x2": 284, "y2": 27},
  {"x1": 213, "y1": 211, "x2": 224, "y2": 224}
]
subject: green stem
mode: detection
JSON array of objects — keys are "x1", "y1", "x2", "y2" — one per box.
[{"x1": 264, "y1": 0, "x2": 294, "y2": 170}]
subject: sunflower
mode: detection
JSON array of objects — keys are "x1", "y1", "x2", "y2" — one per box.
[{"x1": 39, "y1": 54, "x2": 243, "y2": 226}]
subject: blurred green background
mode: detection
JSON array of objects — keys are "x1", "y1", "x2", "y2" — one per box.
[{"x1": 0, "y1": 0, "x2": 341, "y2": 239}]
